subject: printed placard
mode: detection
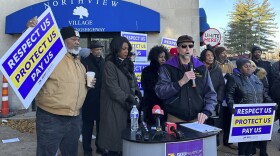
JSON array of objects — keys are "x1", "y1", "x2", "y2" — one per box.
[
  {"x1": 134, "y1": 63, "x2": 149, "y2": 90},
  {"x1": 121, "y1": 32, "x2": 147, "y2": 62},
  {"x1": 166, "y1": 139, "x2": 203, "y2": 156},
  {"x1": 161, "y1": 37, "x2": 177, "y2": 51},
  {"x1": 0, "y1": 8, "x2": 66, "y2": 108},
  {"x1": 228, "y1": 103, "x2": 276, "y2": 143}
]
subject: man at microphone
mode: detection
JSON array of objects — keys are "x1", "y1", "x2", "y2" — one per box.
[{"x1": 155, "y1": 35, "x2": 217, "y2": 124}]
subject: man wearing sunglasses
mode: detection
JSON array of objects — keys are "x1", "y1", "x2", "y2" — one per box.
[{"x1": 155, "y1": 35, "x2": 217, "y2": 124}]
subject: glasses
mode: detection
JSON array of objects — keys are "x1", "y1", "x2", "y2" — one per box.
[{"x1": 180, "y1": 44, "x2": 194, "y2": 49}]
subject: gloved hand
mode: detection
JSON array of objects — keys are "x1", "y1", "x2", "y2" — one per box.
[
  {"x1": 125, "y1": 95, "x2": 135, "y2": 104},
  {"x1": 126, "y1": 95, "x2": 140, "y2": 108}
]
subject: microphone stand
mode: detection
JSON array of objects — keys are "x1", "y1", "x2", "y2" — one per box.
[{"x1": 151, "y1": 115, "x2": 166, "y2": 140}]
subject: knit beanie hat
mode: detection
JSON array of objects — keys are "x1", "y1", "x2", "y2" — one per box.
[
  {"x1": 251, "y1": 46, "x2": 262, "y2": 53},
  {"x1": 214, "y1": 47, "x2": 226, "y2": 58},
  {"x1": 236, "y1": 58, "x2": 250, "y2": 70},
  {"x1": 60, "y1": 26, "x2": 80, "y2": 40}
]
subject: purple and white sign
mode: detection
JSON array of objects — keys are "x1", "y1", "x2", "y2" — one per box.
[
  {"x1": 161, "y1": 37, "x2": 177, "y2": 51},
  {"x1": 134, "y1": 63, "x2": 149, "y2": 91},
  {"x1": 166, "y1": 139, "x2": 203, "y2": 156},
  {"x1": 0, "y1": 8, "x2": 66, "y2": 109},
  {"x1": 229, "y1": 103, "x2": 276, "y2": 143},
  {"x1": 121, "y1": 32, "x2": 147, "y2": 62}
]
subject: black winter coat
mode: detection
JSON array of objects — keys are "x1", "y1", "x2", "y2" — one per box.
[
  {"x1": 81, "y1": 54, "x2": 104, "y2": 121},
  {"x1": 252, "y1": 59, "x2": 272, "y2": 86},
  {"x1": 271, "y1": 61, "x2": 280, "y2": 103},
  {"x1": 141, "y1": 61, "x2": 166, "y2": 124},
  {"x1": 155, "y1": 56, "x2": 217, "y2": 121},
  {"x1": 226, "y1": 70, "x2": 273, "y2": 109}
]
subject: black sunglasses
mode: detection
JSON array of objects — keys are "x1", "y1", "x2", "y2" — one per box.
[{"x1": 180, "y1": 44, "x2": 194, "y2": 49}]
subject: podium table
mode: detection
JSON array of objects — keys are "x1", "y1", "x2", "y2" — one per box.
[{"x1": 122, "y1": 124, "x2": 219, "y2": 156}]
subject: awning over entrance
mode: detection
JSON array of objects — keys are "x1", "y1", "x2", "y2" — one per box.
[
  {"x1": 199, "y1": 8, "x2": 210, "y2": 33},
  {"x1": 6, "y1": 0, "x2": 160, "y2": 34}
]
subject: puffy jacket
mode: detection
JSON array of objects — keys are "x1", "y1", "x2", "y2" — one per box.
[
  {"x1": 35, "y1": 53, "x2": 87, "y2": 116},
  {"x1": 226, "y1": 69, "x2": 273, "y2": 109},
  {"x1": 155, "y1": 56, "x2": 217, "y2": 121}
]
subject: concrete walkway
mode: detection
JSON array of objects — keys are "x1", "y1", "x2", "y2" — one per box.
[{"x1": 1, "y1": 111, "x2": 279, "y2": 156}]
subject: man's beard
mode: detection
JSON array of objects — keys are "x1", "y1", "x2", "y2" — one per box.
[
  {"x1": 68, "y1": 47, "x2": 81, "y2": 55},
  {"x1": 179, "y1": 53, "x2": 190, "y2": 60}
]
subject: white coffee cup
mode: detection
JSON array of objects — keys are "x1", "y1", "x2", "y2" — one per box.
[{"x1": 86, "y1": 71, "x2": 95, "y2": 87}]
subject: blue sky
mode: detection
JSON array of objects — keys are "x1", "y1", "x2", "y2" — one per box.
[{"x1": 199, "y1": 0, "x2": 280, "y2": 42}]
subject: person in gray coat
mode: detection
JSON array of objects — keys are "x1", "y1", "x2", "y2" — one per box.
[{"x1": 98, "y1": 36, "x2": 141, "y2": 156}]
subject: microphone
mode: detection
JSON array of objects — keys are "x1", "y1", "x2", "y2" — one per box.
[
  {"x1": 165, "y1": 122, "x2": 183, "y2": 139},
  {"x1": 79, "y1": 48, "x2": 90, "y2": 58},
  {"x1": 189, "y1": 62, "x2": 196, "y2": 88},
  {"x1": 152, "y1": 105, "x2": 164, "y2": 131},
  {"x1": 170, "y1": 126, "x2": 182, "y2": 139},
  {"x1": 165, "y1": 122, "x2": 176, "y2": 135}
]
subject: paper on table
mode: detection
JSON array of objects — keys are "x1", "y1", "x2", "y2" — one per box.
[
  {"x1": 2, "y1": 138, "x2": 20, "y2": 143},
  {"x1": 180, "y1": 122, "x2": 222, "y2": 133}
]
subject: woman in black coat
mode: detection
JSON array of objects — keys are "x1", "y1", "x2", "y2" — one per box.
[
  {"x1": 141, "y1": 45, "x2": 169, "y2": 125},
  {"x1": 200, "y1": 46, "x2": 225, "y2": 112},
  {"x1": 200, "y1": 46, "x2": 225, "y2": 146},
  {"x1": 226, "y1": 58, "x2": 273, "y2": 156},
  {"x1": 98, "y1": 36, "x2": 142, "y2": 156}
]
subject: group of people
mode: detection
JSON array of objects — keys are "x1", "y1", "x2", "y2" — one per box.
[
  {"x1": 25, "y1": 16, "x2": 280, "y2": 156},
  {"x1": 144, "y1": 38, "x2": 280, "y2": 156}
]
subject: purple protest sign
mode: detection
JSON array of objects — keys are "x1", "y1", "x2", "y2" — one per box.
[
  {"x1": 166, "y1": 139, "x2": 203, "y2": 156},
  {"x1": 229, "y1": 103, "x2": 276, "y2": 143}
]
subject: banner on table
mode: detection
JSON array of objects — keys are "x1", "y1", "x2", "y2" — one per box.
[
  {"x1": 121, "y1": 32, "x2": 147, "y2": 62},
  {"x1": 0, "y1": 8, "x2": 66, "y2": 108},
  {"x1": 229, "y1": 103, "x2": 276, "y2": 143},
  {"x1": 161, "y1": 37, "x2": 177, "y2": 51},
  {"x1": 166, "y1": 139, "x2": 203, "y2": 156}
]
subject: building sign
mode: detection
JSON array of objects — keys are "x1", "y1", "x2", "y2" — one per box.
[
  {"x1": 134, "y1": 63, "x2": 149, "y2": 91},
  {"x1": 202, "y1": 28, "x2": 221, "y2": 47},
  {"x1": 161, "y1": 37, "x2": 177, "y2": 51},
  {"x1": 166, "y1": 139, "x2": 203, "y2": 156},
  {"x1": 6, "y1": 0, "x2": 160, "y2": 34},
  {"x1": 121, "y1": 31, "x2": 147, "y2": 62},
  {"x1": 0, "y1": 8, "x2": 66, "y2": 108},
  {"x1": 229, "y1": 103, "x2": 276, "y2": 143}
]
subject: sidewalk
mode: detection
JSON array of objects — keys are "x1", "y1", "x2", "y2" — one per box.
[{"x1": 0, "y1": 111, "x2": 279, "y2": 156}]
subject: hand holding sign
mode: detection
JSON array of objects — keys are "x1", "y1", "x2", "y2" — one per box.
[
  {"x1": 26, "y1": 16, "x2": 38, "y2": 28},
  {"x1": 0, "y1": 8, "x2": 66, "y2": 109}
]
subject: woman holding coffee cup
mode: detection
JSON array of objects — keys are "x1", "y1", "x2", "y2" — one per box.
[{"x1": 98, "y1": 36, "x2": 142, "y2": 156}]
